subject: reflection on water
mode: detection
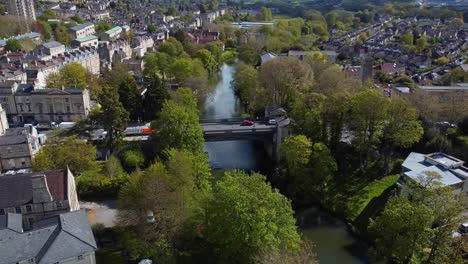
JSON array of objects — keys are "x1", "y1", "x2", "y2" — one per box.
[{"x1": 203, "y1": 64, "x2": 260, "y2": 170}]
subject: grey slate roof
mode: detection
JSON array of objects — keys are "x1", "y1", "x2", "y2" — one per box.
[
  {"x1": 0, "y1": 127, "x2": 28, "y2": 146},
  {"x1": 0, "y1": 170, "x2": 68, "y2": 208},
  {"x1": 0, "y1": 213, "x2": 23, "y2": 233},
  {"x1": 0, "y1": 210, "x2": 97, "y2": 264},
  {"x1": 70, "y1": 22, "x2": 94, "y2": 32}
]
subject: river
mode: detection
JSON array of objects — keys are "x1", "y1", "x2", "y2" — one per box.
[{"x1": 204, "y1": 64, "x2": 366, "y2": 263}]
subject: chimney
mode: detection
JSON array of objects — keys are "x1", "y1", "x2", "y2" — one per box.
[{"x1": 31, "y1": 174, "x2": 53, "y2": 204}]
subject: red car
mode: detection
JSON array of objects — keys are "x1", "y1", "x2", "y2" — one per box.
[{"x1": 241, "y1": 120, "x2": 254, "y2": 126}]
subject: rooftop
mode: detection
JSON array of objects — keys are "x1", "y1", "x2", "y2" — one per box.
[
  {"x1": 74, "y1": 35, "x2": 98, "y2": 43},
  {"x1": 0, "y1": 210, "x2": 97, "y2": 264},
  {"x1": 0, "y1": 169, "x2": 69, "y2": 208},
  {"x1": 104, "y1": 26, "x2": 122, "y2": 35},
  {"x1": 42, "y1": 41, "x2": 64, "y2": 49},
  {"x1": 402, "y1": 152, "x2": 467, "y2": 188},
  {"x1": 70, "y1": 22, "x2": 94, "y2": 32}
]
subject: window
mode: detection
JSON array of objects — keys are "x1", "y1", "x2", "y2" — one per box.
[
  {"x1": 26, "y1": 205, "x2": 32, "y2": 212},
  {"x1": 15, "y1": 207, "x2": 21, "y2": 213},
  {"x1": 28, "y1": 259, "x2": 34, "y2": 263},
  {"x1": 55, "y1": 201, "x2": 62, "y2": 208},
  {"x1": 65, "y1": 98, "x2": 69, "y2": 103},
  {"x1": 49, "y1": 105, "x2": 53, "y2": 113},
  {"x1": 0, "y1": 209, "x2": 5, "y2": 215},
  {"x1": 18, "y1": 147, "x2": 23, "y2": 153},
  {"x1": 7, "y1": 147, "x2": 12, "y2": 153},
  {"x1": 66, "y1": 106, "x2": 71, "y2": 113},
  {"x1": 28, "y1": 218, "x2": 34, "y2": 227},
  {"x1": 21, "y1": 158, "x2": 26, "y2": 166},
  {"x1": 77, "y1": 255, "x2": 83, "y2": 260}
]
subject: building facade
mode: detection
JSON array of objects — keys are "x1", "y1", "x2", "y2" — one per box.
[
  {"x1": 6, "y1": 0, "x2": 36, "y2": 20},
  {"x1": 0, "y1": 168, "x2": 80, "y2": 229},
  {"x1": 0, "y1": 126, "x2": 40, "y2": 171},
  {"x1": 0, "y1": 82, "x2": 91, "y2": 123},
  {"x1": 69, "y1": 22, "x2": 96, "y2": 39}
]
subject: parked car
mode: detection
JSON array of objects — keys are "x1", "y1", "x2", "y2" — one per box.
[
  {"x1": 268, "y1": 119, "x2": 277, "y2": 125},
  {"x1": 241, "y1": 120, "x2": 254, "y2": 126}
]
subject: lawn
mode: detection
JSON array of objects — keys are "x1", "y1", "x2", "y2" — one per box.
[{"x1": 346, "y1": 174, "x2": 400, "y2": 223}]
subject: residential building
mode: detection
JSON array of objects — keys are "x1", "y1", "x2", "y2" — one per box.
[
  {"x1": 123, "y1": 59, "x2": 144, "y2": 77},
  {"x1": 187, "y1": 31, "x2": 220, "y2": 45},
  {"x1": 71, "y1": 35, "x2": 99, "y2": 48},
  {"x1": 97, "y1": 39, "x2": 132, "y2": 65},
  {"x1": 380, "y1": 62, "x2": 406, "y2": 76},
  {"x1": 6, "y1": 0, "x2": 36, "y2": 20},
  {"x1": 101, "y1": 26, "x2": 123, "y2": 41},
  {"x1": 401, "y1": 152, "x2": 468, "y2": 194},
  {"x1": 69, "y1": 22, "x2": 96, "y2": 39},
  {"x1": 0, "y1": 81, "x2": 91, "y2": 123},
  {"x1": 0, "y1": 210, "x2": 97, "y2": 264},
  {"x1": 40, "y1": 41, "x2": 66, "y2": 57},
  {"x1": 0, "y1": 168, "x2": 80, "y2": 229},
  {"x1": 0, "y1": 126, "x2": 40, "y2": 171}
]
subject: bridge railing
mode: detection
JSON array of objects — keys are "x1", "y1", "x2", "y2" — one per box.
[{"x1": 199, "y1": 117, "x2": 270, "y2": 124}]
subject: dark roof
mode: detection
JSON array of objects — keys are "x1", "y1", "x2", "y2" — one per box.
[
  {"x1": 0, "y1": 210, "x2": 97, "y2": 264},
  {"x1": 0, "y1": 127, "x2": 29, "y2": 145},
  {"x1": 0, "y1": 170, "x2": 68, "y2": 208}
]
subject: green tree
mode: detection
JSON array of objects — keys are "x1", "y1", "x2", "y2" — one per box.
[
  {"x1": 435, "y1": 57, "x2": 449, "y2": 65},
  {"x1": 70, "y1": 14, "x2": 84, "y2": 24},
  {"x1": 165, "y1": 5, "x2": 176, "y2": 16},
  {"x1": 204, "y1": 171, "x2": 301, "y2": 262},
  {"x1": 47, "y1": 62, "x2": 88, "y2": 89},
  {"x1": 33, "y1": 137, "x2": 97, "y2": 175},
  {"x1": 281, "y1": 135, "x2": 312, "y2": 177},
  {"x1": 369, "y1": 196, "x2": 433, "y2": 263},
  {"x1": 122, "y1": 150, "x2": 145, "y2": 170},
  {"x1": 38, "y1": 20, "x2": 52, "y2": 40},
  {"x1": 152, "y1": 98, "x2": 204, "y2": 153},
  {"x1": 401, "y1": 30, "x2": 414, "y2": 46},
  {"x1": 118, "y1": 76, "x2": 142, "y2": 121},
  {"x1": 257, "y1": 7, "x2": 273, "y2": 21},
  {"x1": 143, "y1": 74, "x2": 170, "y2": 121},
  {"x1": 195, "y1": 49, "x2": 216, "y2": 74},
  {"x1": 258, "y1": 57, "x2": 314, "y2": 107},
  {"x1": 55, "y1": 24, "x2": 72, "y2": 46},
  {"x1": 289, "y1": 92, "x2": 325, "y2": 142},
  {"x1": 5, "y1": 39, "x2": 22, "y2": 52},
  {"x1": 93, "y1": 87, "x2": 130, "y2": 152},
  {"x1": 169, "y1": 58, "x2": 193, "y2": 82},
  {"x1": 381, "y1": 99, "x2": 423, "y2": 170},
  {"x1": 38, "y1": 10, "x2": 57, "y2": 21},
  {"x1": 147, "y1": 24, "x2": 156, "y2": 33},
  {"x1": 233, "y1": 63, "x2": 258, "y2": 113},
  {"x1": 350, "y1": 89, "x2": 390, "y2": 167},
  {"x1": 416, "y1": 35, "x2": 427, "y2": 53},
  {"x1": 238, "y1": 44, "x2": 259, "y2": 66}
]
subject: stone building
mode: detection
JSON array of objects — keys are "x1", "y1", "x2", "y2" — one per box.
[
  {"x1": 71, "y1": 35, "x2": 98, "y2": 48},
  {"x1": 0, "y1": 81, "x2": 91, "y2": 123},
  {"x1": 69, "y1": 22, "x2": 96, "y2": 39},
  {"x1": 101, "y1": 26, "x2": 122, "y2": 42},
  {"x1": 97, "y1": 39, "x2": 132, "y2": 65},
  {"x1": 40, "y1": 41, "x2": 66, "y2": 57},
  {"x1": 0, "y1": 168, "x2": 80, "y2": 229},
  {"x1": 6, "y1": 0, "x2": 36, "y2": 20},
  {"x1": 0, "y1": 126, "x2": 41, "y2": 171},
  {"x1": 0, "y1": 210, "x2": 97, "y2": 264}
]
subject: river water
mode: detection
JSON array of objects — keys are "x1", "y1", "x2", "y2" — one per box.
[{"x1": 204, "y1": 64, "x2": 366, "y2": 263}]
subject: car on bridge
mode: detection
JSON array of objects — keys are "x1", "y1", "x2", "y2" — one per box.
[
  {"x1": 268, "y1": 119, "x2": 277, "y2": 125},
  {"x1": 241, "y1": 120, "x2": 254, "y2": 126}
]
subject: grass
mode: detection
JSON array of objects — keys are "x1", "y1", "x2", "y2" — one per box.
[
  {"x1": 95, "y1": 249, "x2": 125, "y2": 264},
  {"x1": 346, "y1": 175, "x2": 400, "y2": 222}
]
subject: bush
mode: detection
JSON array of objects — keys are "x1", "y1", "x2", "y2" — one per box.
[
  {"x1": 76, "y1": 166, "x2": 128, "y2": 199},
  {"x1": 121, "y1": 150, "x2": 145, "y2": 171}
]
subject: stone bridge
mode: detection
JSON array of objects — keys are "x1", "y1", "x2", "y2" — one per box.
[{"x1": 200, "y1": 117, "x2": 290, "y2": 160}]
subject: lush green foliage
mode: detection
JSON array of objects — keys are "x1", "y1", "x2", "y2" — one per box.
[{"x1": 33, "y1": 137, "x2": 97, "y2": 175}]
